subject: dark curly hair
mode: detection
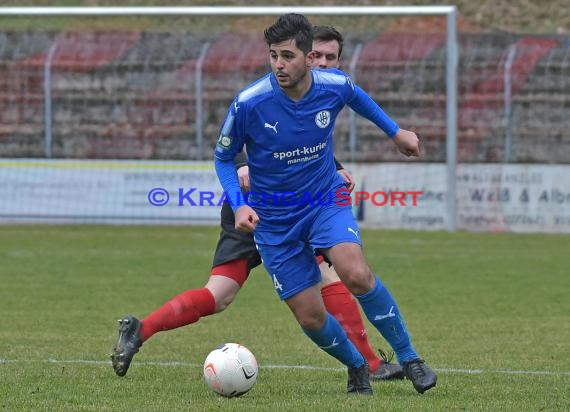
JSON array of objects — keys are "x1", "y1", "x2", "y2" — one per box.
[{"x1": 263, "y1": 13, "x2": 313, "y2": 54}]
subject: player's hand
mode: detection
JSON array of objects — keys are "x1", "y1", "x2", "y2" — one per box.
[
  {"x1": 235, "y1": 205, "x2": 259, "y2": 233},
  {"x1": 392, "y1": 128, "x2": 420, "y2": 157},
  {"x1": 337, "y1": 169, "x2": 356, "y2": 192},
  {"x1": 237, "y1": 166, "x2": 250, "y2": 191}
]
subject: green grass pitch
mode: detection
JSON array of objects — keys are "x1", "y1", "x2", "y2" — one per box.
[{"x1": 0, "y1": 225, "x2": 568, "y2": 411}]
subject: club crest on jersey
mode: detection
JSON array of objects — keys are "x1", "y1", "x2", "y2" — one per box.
[
  {"x1": 217, "y1": 134, "x2": 232, "y2": 148},
  {"x1": 315, "y1": 110, "x2": 331, "y2": 128}
]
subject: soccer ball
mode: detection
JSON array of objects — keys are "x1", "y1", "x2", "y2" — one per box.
[{"x1": 203, "y1": 343, "x2": 258, "y2": 397}]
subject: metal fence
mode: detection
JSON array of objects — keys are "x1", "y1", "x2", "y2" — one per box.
[{"x1": 1, "y1": 29, "x2": 569, "y2": 163}]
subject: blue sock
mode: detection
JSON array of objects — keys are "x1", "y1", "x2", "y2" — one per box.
[
  {"x1": 355, "y1": 276, "x2": 418, "y2": 364},
  {"x1": 302, "y1": 313, "x2": 364, "y2": 368}
]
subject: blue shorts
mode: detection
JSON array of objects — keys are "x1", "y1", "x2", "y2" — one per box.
[{"x1": 254, "y1": 203, "x2": 361, "y2": 300}]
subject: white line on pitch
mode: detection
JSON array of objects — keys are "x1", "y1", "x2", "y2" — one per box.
[{"x1": 1, "y1": 359, "x2": 569, "y2": 377}]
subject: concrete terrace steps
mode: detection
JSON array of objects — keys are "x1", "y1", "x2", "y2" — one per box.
[{"x1": 0, "y1": 30, "x2": 568, "y2": 162}]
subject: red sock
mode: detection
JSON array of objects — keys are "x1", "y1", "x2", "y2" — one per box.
[
  {"x1": 211, "y1": 259, "x2": 249, "y2": 287},
  {"x1": 321, "y1": 281, "x2": 381, "y2": 373},
  {"x1": 141, "y1": 288, "x2": 216, "y2": 342}
]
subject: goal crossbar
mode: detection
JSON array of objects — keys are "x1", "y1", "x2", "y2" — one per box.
[{"x1": 0, "y1": 6, "x2": 456, "y2": 17}]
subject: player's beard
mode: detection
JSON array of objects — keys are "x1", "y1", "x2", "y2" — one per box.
[{"x1": 275, "y1": 70, "x2": 310, "y2": 94}]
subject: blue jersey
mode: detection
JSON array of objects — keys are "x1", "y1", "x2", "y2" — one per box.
[{"x1": 215, "y1": 68, "x2": 398, "y2": 226}]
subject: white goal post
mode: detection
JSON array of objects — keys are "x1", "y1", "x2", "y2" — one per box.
[{"x1": 0, "y1": 6, "x2": 458, "y2": 231}]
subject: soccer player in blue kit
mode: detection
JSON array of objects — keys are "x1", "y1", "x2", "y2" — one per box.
[
  {"x1": 110, "y1": 25, "x2": 405, "y2": 383},
  {"x1": 214, "y1": 13, "x2": 437, "y2": 395}
]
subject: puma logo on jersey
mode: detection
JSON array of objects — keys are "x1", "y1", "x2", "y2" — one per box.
[
  {"x1": 264, "y1": 121, "x2": 278, "y2": 134},
  {"x1": 348, "y1": 227, "x2": 359, "y2": 239}
]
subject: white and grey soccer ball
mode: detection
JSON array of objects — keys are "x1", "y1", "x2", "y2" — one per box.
[{"x1": 203, "y1": 343, "x2": 258, "y2": 397}]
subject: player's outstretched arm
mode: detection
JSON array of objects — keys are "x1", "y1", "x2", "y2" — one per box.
[
  {"x1": 392, "y1": 128, "x2": 421, "y2": 157},
  {"x1": 345, "y1": 83, "x2": 419, "y2": 158}
]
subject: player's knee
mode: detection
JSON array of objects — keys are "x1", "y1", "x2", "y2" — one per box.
[
  {"x1": 319, "y1": 264, "x2": 340, "y2": 285},
  {"x1": 289, "y1": 302, "x2": 327, "y2": 330},
  {"x1": 213, "y1": 291, "x2": 237, "y2": 313},
  {"x1": 206, "y1": 278, "x2": 241, "y2": 313},
  {"x1": 297, "y1": 311, "x2": 326, "y2": 331},
  {"x1": 339, "y1": 265, "x2": 374, "y2": 294}
]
